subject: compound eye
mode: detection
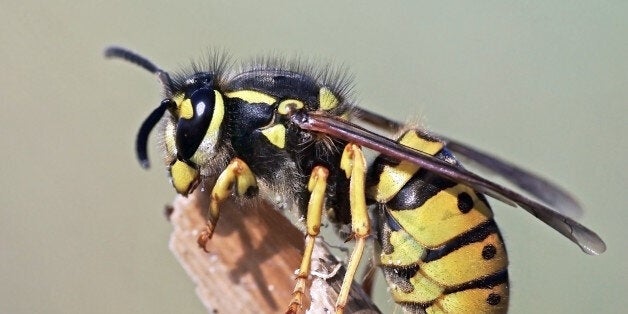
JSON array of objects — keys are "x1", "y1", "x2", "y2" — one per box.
[{"x1": 176, "y1": 87, "x2": 215, "y2": 160}]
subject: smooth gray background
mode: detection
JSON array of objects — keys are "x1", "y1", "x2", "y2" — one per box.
[{"x1": 1, "y1": 2, "x2": 625, "y2": 313}]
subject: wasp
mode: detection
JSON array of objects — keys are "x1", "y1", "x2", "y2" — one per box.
[{"x1": 105, "y1": 46, "x2": 605, "y2": 313}]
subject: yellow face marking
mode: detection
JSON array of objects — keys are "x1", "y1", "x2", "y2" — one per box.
[
  {"x1": 390, "y1": 186, "x2": 492, "y2": 247},
  {"x1": 261, "y1": 124, "x2": 286, "y2": 149},
  {"x1": 277, "y1": 99, "x2": 305, "y2": 115},
  {"x1": 225, "y1": 90, "x2": 276, "y2": 105},
  {"x1": 172, "y1": 94, "x2": 185, "y2": 117},
  {"x1": 164, "y1": 119, "x2": 177, "y2": 156},
  {"x1": 372, "y1": 131, "x2": 444, "y2": 202},
  {"x1": 319, "y1": 87, "x2": 339, "y2": 110},
  {"x1": 179, "y1": 98, "x2": 193, "y2": 119},
  {"x1": 170, "y1": 160, "x2": 199, "y2": 195}
]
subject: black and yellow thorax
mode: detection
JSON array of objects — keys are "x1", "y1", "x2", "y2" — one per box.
[{"x1": 163, "y1": 67, "x2": 355, "y2": 223}]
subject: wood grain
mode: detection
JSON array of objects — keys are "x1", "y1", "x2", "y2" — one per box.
[{"x1": 167, "y1": 184, "x2": 381, "y2": 313}]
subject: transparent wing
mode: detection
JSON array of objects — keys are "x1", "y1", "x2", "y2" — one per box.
[
  {"x1": 291, "y1": 111, "x2": 606, "y2": 255},
  {"x1": 436, "y1": 137, "x2": 583, "y2": 217},
  {"x1": 352, "y1": 106, "x2": 583, "y2": 218}
]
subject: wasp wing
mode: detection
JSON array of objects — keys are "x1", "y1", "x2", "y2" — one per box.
[
  {"x1": 437, "y1": 136, "x2": 583, "y2": 217},
  {"x1": 292, "y1": 111, "x2": 606, "y2": 255},
  {"x1": 352, "y1": 106, "x2": 584, "y2": 218}
]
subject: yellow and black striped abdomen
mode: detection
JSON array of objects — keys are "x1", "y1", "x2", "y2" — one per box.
[{"x1": 368, "y1": 130, "x2": 509, "y2": 314}]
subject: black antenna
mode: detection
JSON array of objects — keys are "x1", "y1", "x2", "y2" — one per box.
[{"x1": 105, "y1": 46, "x2": 174, "y2": 168}]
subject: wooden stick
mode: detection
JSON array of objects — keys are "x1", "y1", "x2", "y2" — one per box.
[{"x1": 167, "y1": 185, "x2": 381, "y2": 313}]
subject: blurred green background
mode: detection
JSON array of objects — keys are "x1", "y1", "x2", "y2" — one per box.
[{"x1": 1, "y1": 1, "x2": 625, "y2": 313}]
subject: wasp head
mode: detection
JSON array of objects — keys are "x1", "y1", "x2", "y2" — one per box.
[{"x1": 106, "y1": 47, "x2": 226, "y2": 195}]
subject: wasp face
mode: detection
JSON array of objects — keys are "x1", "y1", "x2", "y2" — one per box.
[
  {"x1": 173, "y1": 74, "x2": 224, "y2": 162},
  {"x1": 162, "y1": 73, "x2": 226, "y2": 195}
]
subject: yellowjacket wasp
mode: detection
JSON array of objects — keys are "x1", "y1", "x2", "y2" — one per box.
[{"x1": 105, "y1": 46, "x2": 605, "y2": 313}]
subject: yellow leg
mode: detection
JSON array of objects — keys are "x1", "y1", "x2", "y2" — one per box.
[
  {"x1": 286, "y1": 166, "x2": 329, "y2": 314},
  {"x1": 197, "y1": 157, "x2": 257, "y2": 251},
  {"x1": 336, "y1": 144, "x2": 370, "y2": 314}
]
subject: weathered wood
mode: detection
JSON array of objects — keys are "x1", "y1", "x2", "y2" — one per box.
[{"x1": 167, "y1": 185, "x2": 381, "y2": 313}]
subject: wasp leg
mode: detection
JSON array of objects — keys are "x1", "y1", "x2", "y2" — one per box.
[
  {"x1": 286, "y1": 166, "x2": 329, "y2": 314},
  {"x1": 197, "y1": 158, "x2": 258, "y2": 251},
  {"x1": 336, "y1": 143, "x2": 369, "y2": 314}
]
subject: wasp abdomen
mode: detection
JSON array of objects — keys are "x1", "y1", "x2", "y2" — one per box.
[{"x1": 369, "y1": 130, "x2": 509, "y2": 313}]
